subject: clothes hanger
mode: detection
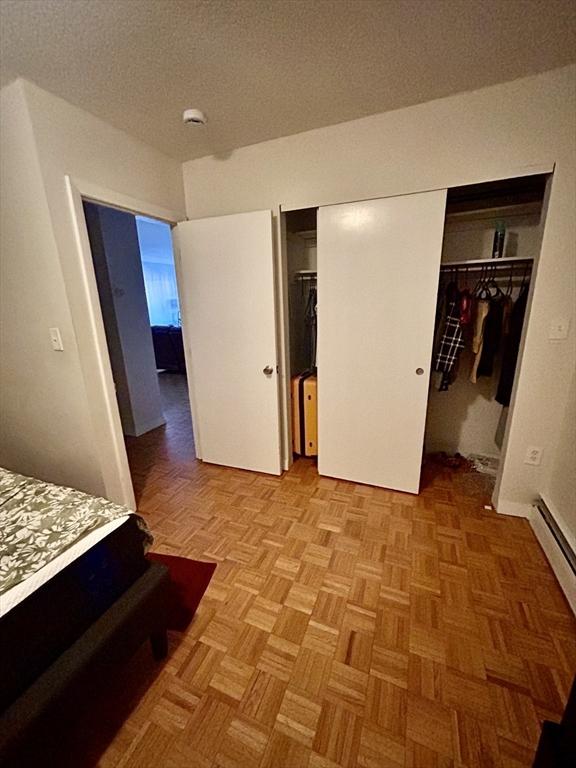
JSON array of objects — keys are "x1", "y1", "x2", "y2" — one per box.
[
  {"x1": 484, "y1": 265, "x2": 505, "y2": 299},
  {"x1": 472, "y1": 265, "x2": 482, "y2": 296},
  {"x1": 473, "y1": 264, "x2": 489, "y2": 298}
]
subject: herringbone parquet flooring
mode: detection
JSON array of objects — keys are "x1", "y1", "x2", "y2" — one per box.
[{"x1": 98, "y1": 374, "x2": 576, "y2": 768}]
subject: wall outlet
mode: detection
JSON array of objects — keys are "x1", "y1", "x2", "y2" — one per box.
[{"x1": 524, "y1": 446, "x2": 543, "y2": 466}]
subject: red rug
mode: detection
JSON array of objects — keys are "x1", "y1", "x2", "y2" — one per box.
[{"x1": 147, "y1": 552, "x2": 217, "y2": 630}]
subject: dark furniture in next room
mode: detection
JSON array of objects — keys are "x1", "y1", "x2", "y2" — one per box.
[{"x1": 151, "y1": 325, "x2": 186, "y2": 373}]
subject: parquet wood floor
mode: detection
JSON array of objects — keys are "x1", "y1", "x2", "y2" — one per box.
[{"x1": 104, "y1": 376, "x2": 576, "y2": 768}]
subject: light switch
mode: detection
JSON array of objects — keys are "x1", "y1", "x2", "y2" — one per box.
[
  {"x1": 548, "y1": 319, "x2": 570, "y2": 340},
  {"x1": 49, "y1": 327, "x2": 64, "y2": 351}
]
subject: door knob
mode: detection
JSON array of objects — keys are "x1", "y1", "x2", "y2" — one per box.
[
  {"x1": 263, "y1": 365, "x2": 274, "y2": 375},
  {"x1": 416, "y1": 368, "x2": 424, "y2": 375}
]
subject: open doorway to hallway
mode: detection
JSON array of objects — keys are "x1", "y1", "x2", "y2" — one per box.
[{"x1": 83, "y1": 201, "x2": 196, "y2": 502}]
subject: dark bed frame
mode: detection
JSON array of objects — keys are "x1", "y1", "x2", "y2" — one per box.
[{"x1": 0, "y1": 517, "x2": 170, "y2": 766}]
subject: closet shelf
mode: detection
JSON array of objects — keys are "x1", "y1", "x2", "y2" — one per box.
[
  {"x1": 445, "y1": 201, "x2": 542, "y2": 223},
  {"x1": 294, "y1": 270, "x2": 317, "y2": 278},
  {"x1": 440, "y1": 256, "x2": 534, "y2": 270}
]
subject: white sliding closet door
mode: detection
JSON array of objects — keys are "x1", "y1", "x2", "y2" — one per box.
[
  {"x1": 174, "y1": 210, "x2": 281, "y2": 475},
  {"x1": 317, "y1": 191, "x2": 447, "y2": 493}
]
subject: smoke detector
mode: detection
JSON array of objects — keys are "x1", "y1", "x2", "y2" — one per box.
[{"x1": 183, "y1": 108, "x2": 207, "y2": 126}]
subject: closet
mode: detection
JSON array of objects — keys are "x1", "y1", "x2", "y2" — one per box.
[
  {"x1": 286, "y1": 208, "x2": 319, "y2": 458},
  {"x1": 424, "y1": 175, "x2": 548, "y2": 485},
  {"x1": 286, "y1": 208, "x2": 318, "y2": 378},
  {"x1": 283, "y1": 173, "x2": 549, "y2": 494}
]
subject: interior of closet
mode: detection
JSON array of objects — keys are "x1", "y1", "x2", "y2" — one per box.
[
  {"x1": 424, "y1": 173, "x2": 549, "y2": 488},
  {"x1": 285, "y1": 207, "x2": 318, "y2": 458},
  {"x1": 284, "y1": 173, "x2": 549, "y2": 488}
]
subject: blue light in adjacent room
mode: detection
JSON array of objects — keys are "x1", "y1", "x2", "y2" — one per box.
[{"x1": 135, "y1": 215, "x2": 180, "y2": 327}]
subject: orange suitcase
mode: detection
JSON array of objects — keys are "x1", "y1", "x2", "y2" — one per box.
[{"x1": 291, "y1": 373, "x2": 318, "y2": 457}]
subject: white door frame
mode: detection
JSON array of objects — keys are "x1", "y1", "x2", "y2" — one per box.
[
  {"x1": 65, "y1": 175, "x2": 182, "y2": 509},
  {"x1": 274, "y1": 207, "x2": 293, "y2": 470},
  {"x1": 170, "y1": 228, "x2": 203, "y2": 460}
]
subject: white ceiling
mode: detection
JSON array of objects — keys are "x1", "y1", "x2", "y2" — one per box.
[{"x1": 1, "y1": 0, "x2": 574, "y2": 161}]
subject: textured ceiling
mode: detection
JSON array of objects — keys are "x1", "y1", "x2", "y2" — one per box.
[{"x1": 1, "y1": 0, "x2": 575, "y2": 161}]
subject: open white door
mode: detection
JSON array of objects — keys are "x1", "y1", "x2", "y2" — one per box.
[
  {"x1": 174, "y1": 210, "x2": 281, "y2": 475},
  {"x1": 318, "y1": 191, "x2": 447, "y2": 493}
]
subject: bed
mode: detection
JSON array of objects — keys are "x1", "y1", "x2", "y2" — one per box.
[{"x1": 0, "y1": 468, "x2": 170, "y2": 764}]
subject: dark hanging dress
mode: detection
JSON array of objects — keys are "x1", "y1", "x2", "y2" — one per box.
[{"x1": 496, "y1": 287, "x2": 529, "y2": 406}]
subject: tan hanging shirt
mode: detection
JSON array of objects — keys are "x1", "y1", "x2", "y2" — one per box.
[{"x1": 470, "y1": 299, "x2": 490, "y2": 383}]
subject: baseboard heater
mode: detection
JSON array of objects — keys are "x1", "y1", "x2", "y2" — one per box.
[{"x1": 535, "y1": 498, "x2": 576, "y2": 576}]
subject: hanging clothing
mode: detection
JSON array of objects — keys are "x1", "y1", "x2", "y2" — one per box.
[
  {"x1": 477, "y1": 296, "x2": 505, "y2": 377},
  {"x1": 305, "y1": 285, "x2": 318, "y2": 370},
  {"x1": 469, "y1": 299, "x2": 490, "y2": 384},
  {"x1": 303, "y1": 284, "x2": 317, "y2": 370},
  {"x1": 496, "y1": 287, "x2": 528, "y2": 406},
  {"x1": 434, "y1": 288, "x2": 465, "y2": 391},
  {"x1": 471, "y1": 299, "x2": 490, "y2": 353},
  {"x1": 459, "y1": 289, "x2": 473, "y2": 326},
  {"x1": 501, "y1": 295, "x2": 513, "y2": 337},
  {"x1": 432, "y1": 281, "x2": 450, "y2": 364}
]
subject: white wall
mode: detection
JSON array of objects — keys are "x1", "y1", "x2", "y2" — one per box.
[
  {"x1": 182, "y1": 65, "x2": 576, "y2": 523},
  {"x1": 544, "y1": 371, "x2": 576, "y2": 551},
  {"x1": 0, "y1": 79, "x2": 184, "y2": 500},
  {"x1": 0, "y1": 82, "x2": 99, "y2": 490},
  {"x1": 85, "y1": 202, "x2": 165, "y2": 437}
]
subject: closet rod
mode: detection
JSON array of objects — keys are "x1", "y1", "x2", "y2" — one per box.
[
  {"x1": 440, "y1": 256, "x2": 533, "y2": 269},
  {"x1": 439, "y1": 263, "x2": 533, "y2": 273}
]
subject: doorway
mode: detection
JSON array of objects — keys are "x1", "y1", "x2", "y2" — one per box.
[{"x1": 83, "y1": 201, "x2": 196, "y2": 501}]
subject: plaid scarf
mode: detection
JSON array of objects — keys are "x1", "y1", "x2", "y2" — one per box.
[{"x1": 434, "y1": 298, "x2": 464, "y2": 391}]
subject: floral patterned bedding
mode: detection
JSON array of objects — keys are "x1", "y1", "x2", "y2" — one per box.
[{"x1": 0, "y1": 467, "x2": 152, "y2": 595}]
